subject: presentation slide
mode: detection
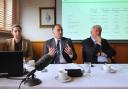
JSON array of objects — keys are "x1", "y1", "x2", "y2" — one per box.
[{"x1": 60, "y1": 0, "x2": 128, "y2": 41}]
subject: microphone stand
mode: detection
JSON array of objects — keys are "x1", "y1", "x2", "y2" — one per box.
[
  {"x1": 24, "y1": 71, "x2": 41, "y2": 86},
  {"x1": 22, "y1": 54, "x2": 52, "y2": 86}
]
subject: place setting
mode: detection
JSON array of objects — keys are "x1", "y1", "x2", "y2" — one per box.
[
  {"x1": 101, "y1": 64, "x2": 118, "y2": 73},
  {"x1": 55, "y1": 70, "x2": 72, "y2": 83}
]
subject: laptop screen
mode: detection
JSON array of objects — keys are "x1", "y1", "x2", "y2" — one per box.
[{"x1": 0, "y1": 51, "x2": 24, "y2": 77}]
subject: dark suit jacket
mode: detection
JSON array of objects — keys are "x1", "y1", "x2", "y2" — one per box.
[
  {"x1": 82, "y1": 37, "x2": 116, "y2": 63},
  {"x1": 44, "y1": 37, "x2": 77, "y2": 63}
]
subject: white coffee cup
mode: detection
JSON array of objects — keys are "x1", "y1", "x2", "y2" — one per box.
[
  {"x1": 102, "y1": 64, "x2": 111, "y2": 72},
  {"x1": 58, "y1": 70, "x2": 68, "y2": 80}
]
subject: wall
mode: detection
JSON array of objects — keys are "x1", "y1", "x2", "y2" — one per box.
[
  {"x1": 20, "y1": 0, "x2": 55, "y2": 41},
  {"x1": 20, "y1": 0, "x2": 128, "y2": 63}
]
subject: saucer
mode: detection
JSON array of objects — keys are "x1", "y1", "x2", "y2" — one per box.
[
  {"x1": 55, "y1": 76, "x2": 72, "y2": 83},
  {"x1": 109, "y1": 68, "x2": 117, "y2": 73},
  {"x1": 102, "y1": 65, "x2": 117, "y2": 73}
]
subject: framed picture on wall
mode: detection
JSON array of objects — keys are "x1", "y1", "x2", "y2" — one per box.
[{"x1": 39, "y1": 7, "x2": 56, "y2": 28}]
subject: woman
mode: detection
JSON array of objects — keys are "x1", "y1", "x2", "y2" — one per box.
[{"x1": 6, "y1": 24, "x2": 33, "y2": 62}]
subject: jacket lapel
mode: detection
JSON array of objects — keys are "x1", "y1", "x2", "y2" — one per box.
[
  {"x1": 11, "y1": 38, "x2": 15, "y2": 51},
  {"x1": 51, "y1": 38, "x2": 56, "y2": 48},
  {"x1": 61, "y1": 37, "x2": 65, "y2": 51},
  {"x1": 21, "y1": 39, "x2": 24, "y2": 51}
]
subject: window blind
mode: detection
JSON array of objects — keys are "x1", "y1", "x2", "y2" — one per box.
[
  {"x1": 0, "y1": 0, "x2": 18, "y2": 31},
  {"x1": 0, "y1": 0, "x2": 4, "y2": 30}
]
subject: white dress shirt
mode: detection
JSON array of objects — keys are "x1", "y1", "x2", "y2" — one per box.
[{"x1": 54, "y1": 38, "x2": 73, "y2": 63}]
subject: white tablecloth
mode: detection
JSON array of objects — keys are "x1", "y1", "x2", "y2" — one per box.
[{"x1": 0, "y1": 64, "x2": 128, "y2": 89}]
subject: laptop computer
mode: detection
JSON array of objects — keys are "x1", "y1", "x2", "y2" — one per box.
[{"x1": 0, "y1": 51, "x2": 24, "y2": 77}]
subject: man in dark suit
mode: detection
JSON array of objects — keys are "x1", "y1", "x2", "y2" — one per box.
[
  {"x1": 44, "y1": 24, "x2": 77, "y2": 64},
  {"x1": 82, "y1": 25, "x2": 116, "y2": 63}
]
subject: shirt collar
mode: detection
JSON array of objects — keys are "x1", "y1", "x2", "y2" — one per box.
[
  {"x1": 91, "y1": 36, "x2": 96, "y2": 43},
  {"x1": 54, "y1": 38, "x2": 61, "y2": 45}
]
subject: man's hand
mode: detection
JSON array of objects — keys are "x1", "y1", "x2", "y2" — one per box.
[
  {"x1": 95, "y1": 36, "x2": 102, "y2": 45},
  {"x1": 64, "y1": 44, "x2": 73, "y2": 55},
  {"x1": 96, "y1": 52, "x2": 101, "y2": 56},
  {"x1": 48, "y1": 47, "x2": 56, "y2": 57},
  {"x1": 96, "y1": 52, "x2": 107, "y2": 57}
]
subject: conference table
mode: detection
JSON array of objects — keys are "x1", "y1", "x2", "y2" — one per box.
[{"x1": 0, "y1": 64, "x2": 128, "y2": 89}]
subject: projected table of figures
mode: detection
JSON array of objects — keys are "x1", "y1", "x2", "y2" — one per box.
[{"x1": 62, "y1": 0, "x2": 128, "y2": 40}]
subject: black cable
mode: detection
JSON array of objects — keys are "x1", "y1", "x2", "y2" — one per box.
[
  {"x1": 18, "y1": 81, "x2": 23, "y2": 89},
  {"x1": 18, "y1": 69, "x2": 36, "y2": 89},
  {"x1": 7, "y1": 76, "x2": 26, "y2": 89},
  {"x1": 0, "y1": 74, "x2": 25, "y2": 89},
  {"x1": 18, "y1": 78, "x2": 26, "y2": 89},
  {"x1": 0, "y1": 71, "x2": 29, "y2": 89}
]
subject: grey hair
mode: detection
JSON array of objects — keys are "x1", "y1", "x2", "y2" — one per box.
[
  {"x1": 92, "y1": 25, "x2": 102, "y2": 31},
  {"x1": 91, "y1": 25, "x2": 102, "y2": 35}
]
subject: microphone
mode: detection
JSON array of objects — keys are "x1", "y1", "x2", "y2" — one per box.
[
  {"x1": 23, "y1": 54, "x2": 52, "y2": 86},
  {"x1": 35, "y1": 54, "x2": 52, "y2": 71},
  {"x1": 27, "y1": 54, "x2": 52, "y2": 78}
]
